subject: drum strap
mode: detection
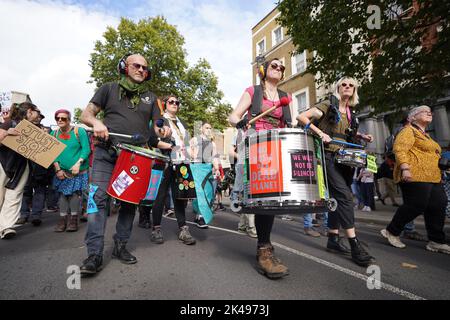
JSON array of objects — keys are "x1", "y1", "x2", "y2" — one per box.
[{"x1": 249, "y1": 85, "x2": 292, "y2": 128}]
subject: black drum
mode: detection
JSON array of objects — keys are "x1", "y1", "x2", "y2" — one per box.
[{"x1": 172, "y1": 162, "x2": 197, "y2": 200}]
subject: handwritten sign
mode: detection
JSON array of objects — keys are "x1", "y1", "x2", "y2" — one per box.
[
  {"x1": 1, "y1": 119, "x2": 66, "y2": 168},
  {"x1": 0, "y1": 91, "x2": 12, "y2": 112},
  {"x1": 367, "y1": 155, "x2": 378, "y2": 173},
  {"x1": 249, "y1": 140, "x2": 283, "y2": 195},
  {"x1": 290, "y1": 151, "x2": 316, "y2": 183}
]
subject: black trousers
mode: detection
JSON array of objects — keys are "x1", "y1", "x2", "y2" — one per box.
[
  {"x1": 387, "y1": 182, "x2": 447, "y2": 243},
  {"x1": 325, "y1": 153, "x2": 355, "y2": 230},
  {"x1": 255, "y1": 215, "x2": 275, "y2": 245},
  {"x1": 152, "y1": 165, "x2": 187, "y2": 228}
]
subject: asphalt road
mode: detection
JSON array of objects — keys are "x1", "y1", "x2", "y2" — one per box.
[{"x1": 0, "y1": 204, "x2": 449, "y2": 301}]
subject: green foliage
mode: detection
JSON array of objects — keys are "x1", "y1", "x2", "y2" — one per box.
[
  {"x1": 89, "y1": 16, "x2": 231, "y2": 133},
  {"x1": 277, "y1": 0, "x2": 450, "y2": 113}
]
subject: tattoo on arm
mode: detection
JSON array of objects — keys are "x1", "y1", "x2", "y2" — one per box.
[{"x1": 87, "y1": 103, "x2": 101, "y2": 116}]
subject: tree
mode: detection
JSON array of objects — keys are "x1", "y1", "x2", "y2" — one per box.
[
  {"x1": 89, "y1": 16, "x2": 231, "y2": 133},
  {"x1": 277, "y1": 0, "x2": 450, "y2": 114}
]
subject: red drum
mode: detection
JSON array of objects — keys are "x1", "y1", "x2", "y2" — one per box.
[{"x1": 107, "y1": 144, "x2": 169, "y2": 204}]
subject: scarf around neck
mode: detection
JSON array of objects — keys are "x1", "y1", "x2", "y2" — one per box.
[{"x1": 118, "y1": 77, "x2": 147, "y2": 108}]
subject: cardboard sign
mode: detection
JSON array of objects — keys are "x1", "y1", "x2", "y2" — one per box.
[
  {"x1": 1, "y1": 119, "x2": 66, "y2": 168},
  {"x1": 0, "y1": 91, "x2": 12, "y2": 111},
  {"x1": 367, "y1": 155, "x2": 378, "y2": 173}
]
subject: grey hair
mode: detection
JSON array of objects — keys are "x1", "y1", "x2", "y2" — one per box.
[{"x1": 407, "y1": 105, "x2": 431, "y2": 123}]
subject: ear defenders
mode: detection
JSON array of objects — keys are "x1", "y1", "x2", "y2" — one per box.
[
  {"x1": 117, "y1": 53, "x2": 151, "y2": 81},
  {"x1": 258, "y1": 59, "x2": 284, "y2": 81}
]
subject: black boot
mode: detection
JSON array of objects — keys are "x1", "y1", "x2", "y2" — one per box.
[
  {"x1": 327, "y1": 233, "x2": 351, "y2": 255},
  {"x1": 348, "y1": 237, "x2": 376, "y2": 267},
  {"x1": 138, "y1": 206, "x2": 152, "y2": 229},
  {"x1": 80, "y1": 255, "x2": 103, "y2": 275},
  {"x1": 112, "y1": 240, "x2": 137, "y2": 264}
]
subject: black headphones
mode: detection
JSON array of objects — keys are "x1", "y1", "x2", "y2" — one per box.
[{"x1": 117, "y1": 53, "x2": 152, "y2": 81}]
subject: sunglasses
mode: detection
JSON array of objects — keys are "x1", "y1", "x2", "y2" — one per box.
[
  {"x1": 341, "y1": 83, "x2": 354, "y2": 88},
  {"x1": 270, "y1": 63, "x2": 285, "y2": 72},
  {"x1": 56, "y1": 117, "x2": 69, "y2": 122},
  {"x1": 167, "y1": 100, "x2": 180, "y2": 106},
  {"x1": 130, "y1": 63, "x2": 148, "y2": 72}
]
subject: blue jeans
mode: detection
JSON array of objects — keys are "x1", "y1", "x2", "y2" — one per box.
[
  {"x1": 85, "y1": 147, "x2": 137, "y2": 257},
  {"x1": 351, "y1": 180, "x2": 363, "y2": 205},
  {"x1": 20, "y1": 184, "x2": 46, "y2": 219},
  {"x1": 230, "y1": 164, "x2": 243, "y2": 202},
  {"x1": 304, "y1": 212, "x2": 328, "y2": 228}
]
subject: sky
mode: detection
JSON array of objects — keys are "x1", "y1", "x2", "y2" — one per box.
[{"x1": 0, "y1": 0, "x2": 277, "y2": 126}]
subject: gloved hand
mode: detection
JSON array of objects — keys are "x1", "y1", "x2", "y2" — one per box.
[{"x1": 236, "y1": 118, "x2": 249, "y2": 130}]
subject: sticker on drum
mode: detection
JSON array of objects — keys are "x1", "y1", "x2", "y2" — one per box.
[
  {"x1": 189, "y1": 181, "x2": 195, "y2": 189},
  {"x1": 179, "y1": 184, "x2": 184, "y2": 190},
  {"x1": 111, "y1": 171, "x2": 135, "y2": 196},
  {"x1": 130, "y1": 165, "x2": 139, "y2": 175}
]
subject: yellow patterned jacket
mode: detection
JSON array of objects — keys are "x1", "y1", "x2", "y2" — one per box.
[{"x1": 393, "y1": 125, "x2": 442, "y2": 184}]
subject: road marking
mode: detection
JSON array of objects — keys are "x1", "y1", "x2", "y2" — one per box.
[{"x1": 168, "y1": 217, "x2": 426, "y2": 300}]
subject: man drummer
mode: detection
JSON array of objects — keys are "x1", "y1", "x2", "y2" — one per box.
[{"x1": 79, "y1": 53, "x2": 171, "y2": 275}]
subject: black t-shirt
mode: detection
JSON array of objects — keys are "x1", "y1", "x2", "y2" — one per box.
[
  {"x1": 90, "y1": 82, "x2": 162, "y2": 145},
  {"x1": 0, "y1": 120, "x2": 28, "y2": 184}
]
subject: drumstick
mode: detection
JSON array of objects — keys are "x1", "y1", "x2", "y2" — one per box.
[
  {"x1": 330, "y1": 139, "x2": 364, "y2": 149},
  {"x1": 85, "y1": 128, "x2": 144, "y2": 142},
  {"x1": 248, "y1": 96, "x2": 290, "y2": 125}
]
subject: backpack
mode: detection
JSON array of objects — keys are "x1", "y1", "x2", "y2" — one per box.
[
  {"x1": 384, "y1": 126, "x2": 405, "y2": 159},
  {"x1": 52, "y1": 126, "x2": 80, "y2": 144}
]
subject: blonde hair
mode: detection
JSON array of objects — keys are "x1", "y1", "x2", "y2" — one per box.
[{"x1": 334, "y1": 77, "x2": 359, "y2": 106}]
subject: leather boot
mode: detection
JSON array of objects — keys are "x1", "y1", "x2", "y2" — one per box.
[
  {"x1": 80, "y1": 255, "x2": 103, "y2": 275},
  {"x1": 54, "y1": 215, "x2": 68, "y2": 232},
  {"x1": 112, "y1": 240, "x2": 137, "y2": 264},
  {"x1": 327, "y1": 233, "x2": 351, "y2": 255},
  {"x1": 348, "y1": 237, "x2": 376, "y2": 267},
  {"x1": 66, "y1": 215, "x2": 79, "y2": 232},
  {"x1": 256, "y1": 245, "x2": 289, "y2": 279}
]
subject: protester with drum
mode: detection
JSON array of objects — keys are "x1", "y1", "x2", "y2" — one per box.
[
  {"x1": 297, "y1": 76, "x2": 376, "y2": 267},
  {"x1": 79, "y1": 53, "x2": 171, "y2": 275},
  {"x1": 149, "y1": 95, "x2": 197, "y2": 245},
  {"x1": 229, "y1": 57, "x2": 292, "y2": 279}
]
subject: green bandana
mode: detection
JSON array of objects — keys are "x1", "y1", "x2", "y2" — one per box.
[{"x1": 118, "y1": 77, "x2": 147, "y2": 109}]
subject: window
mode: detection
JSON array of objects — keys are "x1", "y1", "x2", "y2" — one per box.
[
  {"x1": 256, "y1": 38, "x2": 266, "y2": 56},
  {"x1": 291, "y1": 50, "x2": 307, "y2": 75},
  {"x1": 272, "y1": 27, "x2": 283, "y2": 47},
  {"x1": 293, "y1": 88, "x2": 309, "y2": 113}
]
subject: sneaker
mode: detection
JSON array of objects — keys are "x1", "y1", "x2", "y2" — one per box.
[
  {"x1": 178, "y1": 226, "x2": 196, "y2": 245},
  {"x1": 46, "y1": 207, "x2": 59, "y2": 213},
  {"x1": 361, "y1": 206, "x2": 372, "y2": 212},
  {"x1": 381, "y1": 229, "x2": 406, "y2": 248},
  {"x1": 281, "y1": 215, "x2": 293, "y2": 221},
  {"x1": 1, "y1": 228, "x2": 16, "y2": 239},
  {"x1": 304, "y1": 227, "x2": 320, "y2": 237},
  {"x1": 426, "y1": 241, "x2": 450, "y2": 255},
  {"x1": 218, "y1": 203, "x2": 226, "y2": 211},
  {"x1": 238, "y1": 225, "x2": 247, "y2": 234},
  {"x1": 247, "y1": 227, "x2": 257, "y2": 238},
  {"x1": 163, "y1": 208, "x2": 175, "y2": 217},
  {"x1": 150, "y1": 227, "x2": 164, "y2": 244},
  {"x1": 402, "y1": 230, "x2": 427, "y2": 242},
  {"x1": 16, "y1": 217, "x2": 28, "y2": 225},
  {"x1": 194, "y1": 216, "x2": 209, "y2": 229}
]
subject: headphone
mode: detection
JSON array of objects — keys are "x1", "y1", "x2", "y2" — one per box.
[
  {"x1": 117, "y1": 53, "x2": 152, "y2": 81},
  {"x1": 258, "y1": 58, "x2": 284, "y2": 81}
]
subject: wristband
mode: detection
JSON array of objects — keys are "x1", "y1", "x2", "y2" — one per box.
[{"x1": 304, "y1": 122, "x2": 311, "y2": 130}]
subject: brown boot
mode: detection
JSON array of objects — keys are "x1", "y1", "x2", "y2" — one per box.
[
  {"x1": 54, "y1": 215, "x2": 68, "y2": 232},
  {"x1": 66, "y1": 215, "x2": 79, "y2": 232},
  {"x1": 256, "y1": 245, "x2": 289, "y2": 279}
]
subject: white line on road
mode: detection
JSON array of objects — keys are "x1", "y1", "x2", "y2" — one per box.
[{"x1": 173, "y1": 218, "x2": 427, "y2": 300}]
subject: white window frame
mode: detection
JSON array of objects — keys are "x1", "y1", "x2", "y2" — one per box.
[
  {"x1": 291, "y1": 50, "x2": 307, "y2": 75},
  {"x1": 271, "y1": 26, "x2": 283, "y2": 47},
  {"x1": 292, "y1": 87, "x2": 310, "y2": 113},
  {"x1": 256, "y1": 37, "x2": 266, "y2": 56}
]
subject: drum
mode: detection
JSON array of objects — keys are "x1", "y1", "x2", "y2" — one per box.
[
  {"x1": 335, "y1": 148, "x2": 367, "y2": 168},
  {"x1": 241, "y1": 128, "x2": 329, "y2": 214},
  {"x1": 172, "y1": 161, "x2": 197, "y2": 200},
  {"x1": 107, "y1": 144, "x2": 169, "y2": 204}
]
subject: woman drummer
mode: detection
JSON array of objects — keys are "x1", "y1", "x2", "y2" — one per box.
[
  {"x1": 297, "y1": 77, "x2": 376, "y2": 267},
  {"x1": 228, "y1": 57, "x2": 292, "y2": 279}
]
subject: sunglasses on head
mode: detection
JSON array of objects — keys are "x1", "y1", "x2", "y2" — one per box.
[
  {"x1": 56, "y1": 117, "x2": 69, "y2": 121},
  {"x1": 130, "y1": 63, "x2": 148, "y2": 72},
  {"x1": 341, "y1": 82, "x2": 354, "y2": 88},
  {"x1": 167, "y1": 100, "x2": 180, "y2": 106},
  {"x1": 270, "y1": 63, "x2": 285, "y2": 72}
]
